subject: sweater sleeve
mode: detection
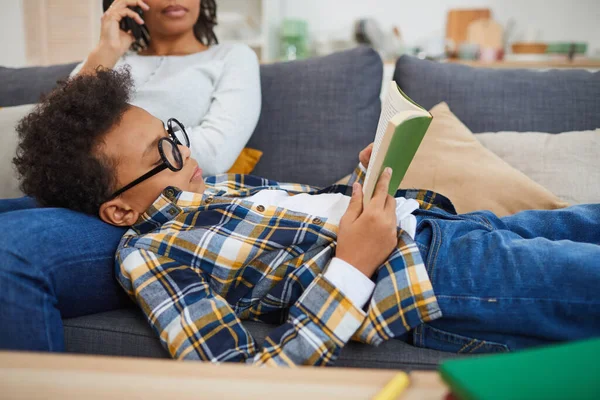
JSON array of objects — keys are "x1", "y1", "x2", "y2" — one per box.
[
  {"x1": 187, "y1": 45, "x2": 261, "y2": 176},
  {"x1": 69, "y1": 61, "x2": 85, "y2": 77}
]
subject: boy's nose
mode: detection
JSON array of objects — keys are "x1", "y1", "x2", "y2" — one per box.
[{"x1": 179, "y1": 144, "x2": 191, "y2": 160}]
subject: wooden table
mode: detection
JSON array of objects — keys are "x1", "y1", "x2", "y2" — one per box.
[{"x1": 0, "y1": 352, "x2": 448, "y2": 400}]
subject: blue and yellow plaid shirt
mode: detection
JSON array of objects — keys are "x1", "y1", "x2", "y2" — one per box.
[{"x1": 116, "y1": 164, "x2": 455, "y2": 366}]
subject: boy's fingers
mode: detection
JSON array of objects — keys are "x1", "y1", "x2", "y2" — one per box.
[
  {"x1": 370, "y1": 167, "x2": 392, "y2": 209},
  {"x1": 343, "y1": 183, "x2": 363, "y2": 222},
  {"x1": 385, "y1": 194, "x2": 397, "y2": 218}
]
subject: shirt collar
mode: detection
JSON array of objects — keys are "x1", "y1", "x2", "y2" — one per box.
[{"x1": 132, "y1": 186, "x2": 215, "y2": 235}]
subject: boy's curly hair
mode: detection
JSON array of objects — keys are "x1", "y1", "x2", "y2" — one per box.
[{"x1": 13, "y1": 68, "x2": 134, "y2": 215}]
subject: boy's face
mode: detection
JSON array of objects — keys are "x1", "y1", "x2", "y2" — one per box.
[{"x1": 98, "y1": 106, "x2": 205, "y2": 226}]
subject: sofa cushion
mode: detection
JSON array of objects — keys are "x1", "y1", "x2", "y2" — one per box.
[
  {"x1": 476, "y1": 129, "x2": 600, "y2": 205},
  {"x1": 393, "y1": 56, "x2": 600, "y2": 133},
  {"x1": 399, "y1": 102, "x2": 568, "y2": 216},
  {"x1": 248, "y1": 46, "x2": 382, "y2": 186},
  {"x1": 63, "y1": 308, "x2": 462, "y2": 369},
  {"x1": 0, "y1": 63, "x2": 78, "y2": 107}
]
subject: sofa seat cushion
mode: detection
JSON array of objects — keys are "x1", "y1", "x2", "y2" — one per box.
[
  {"x1": 63, "y1": 309, "x2": 463, "y2": 370},
  {"x1": 393, "y1": 56, "x2": 600, "y2": 133}
]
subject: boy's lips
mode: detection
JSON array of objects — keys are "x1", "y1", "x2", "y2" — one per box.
[
  {"x1": 190, "y1": 166, "x2": 203, "y2": 182},
  {"x1": 162, "y1": 5, "x2": 188, "y2": 18}
]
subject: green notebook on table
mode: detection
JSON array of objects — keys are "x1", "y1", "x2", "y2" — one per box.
[
  {"x1": 362, "y1": 81, "x2": 432, "y2": 206},
  {"x1": 439, "y1": 338, "x2": 600, "y2": 400}
]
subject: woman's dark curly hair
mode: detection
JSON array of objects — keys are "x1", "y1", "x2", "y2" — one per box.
[{"x1": 13, "y1": 68, "x2": 134, "y2": 215}]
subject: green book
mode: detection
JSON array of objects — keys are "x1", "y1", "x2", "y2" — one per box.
[
  {"x1": 362, "y1": 81, "x2": 432, "y2": 205},
  {"x1": 439, "y1": 338, "x2": 600, "y2": 400}
]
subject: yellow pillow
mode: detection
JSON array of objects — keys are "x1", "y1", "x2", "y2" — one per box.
[
  {"x1": 227, "y1": 147, "x2": 263, "y2": 174},
  {"x1": 335, "y1": 102, "x2": 568, "y2": 216}
]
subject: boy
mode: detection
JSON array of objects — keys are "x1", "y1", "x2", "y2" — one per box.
[{"x1": 13, "y1": 69, "x2": 600, "y2": 366}]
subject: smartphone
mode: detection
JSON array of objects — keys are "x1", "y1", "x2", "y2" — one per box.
[{"x1": 102, "y1": 0, "x2": 151, "y2": 51}]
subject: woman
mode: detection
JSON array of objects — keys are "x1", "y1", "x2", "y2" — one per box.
[
  {"x1": 0, "y1": 0, "x2": 260, "y2": 351},
  {"x1": 75, "y1": 0, "x2": 261, "y2": 175}
]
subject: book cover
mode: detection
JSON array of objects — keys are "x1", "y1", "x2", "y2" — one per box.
[
  {"x1": 439, "y1": 338, "x2": 600, "y2": 400},
  {"x1": 363, "y1": 81, "x2": 432, "y2": 205}
]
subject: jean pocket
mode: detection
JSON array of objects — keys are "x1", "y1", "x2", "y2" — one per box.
[{"x1": 413, "y1": 324, "x2": 510, "y2": 354}]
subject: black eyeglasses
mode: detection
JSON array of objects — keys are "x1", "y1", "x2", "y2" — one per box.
[{"x1": 108, "y1": 118, "x2": 190, "y2": 200}]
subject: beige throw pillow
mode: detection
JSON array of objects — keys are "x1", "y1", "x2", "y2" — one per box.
[
  {"x1": 400, "y1": 102, "x2": 567, "y2": 216},
  {"x1": 476, "y1": 129, "x2": 600, "y2": 205},
  {"x1": 0, "y1": 104, "x2": 35, "y2": 199},
  {"x1": 338, "y1": 102, "x2": 568, "y2": 216}
]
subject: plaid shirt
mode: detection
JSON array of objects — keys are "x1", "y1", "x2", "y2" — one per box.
[{"x1": 116, "y1": 164, "x2": 455, "y2": 366}]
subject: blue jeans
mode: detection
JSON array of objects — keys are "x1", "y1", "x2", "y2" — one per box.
[
  {"x1": 0, "y1": 197, "x2": 128, "y2": 351},
  {"x1": 413, "y1": 204, "x2": 600, "y2": 353}
]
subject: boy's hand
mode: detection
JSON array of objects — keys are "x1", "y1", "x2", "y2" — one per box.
[
  {"x1": 359, "y1": 143, "x2": 374, "y2": 169},
  {"x1": 336, "y1": 167, "x2": 398, "y2": 278}
]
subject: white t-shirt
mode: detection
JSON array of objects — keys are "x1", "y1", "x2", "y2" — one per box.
[{"x1": 71, "y1": 44, "x2": 261, "y2": 176}]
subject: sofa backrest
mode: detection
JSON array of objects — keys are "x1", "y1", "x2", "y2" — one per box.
[
  {"x1": 393, "y1": 56, "x2": 600, "y2": 133},
  {"x1": 0, "y1": 63, "x2": 78, "y2": 107},
  {"x1": 0, "y1": 47, "x2": 383, "y2": 188},
  {"x1": 249, "y1": 47, "x2": 382, "y2": 185}
]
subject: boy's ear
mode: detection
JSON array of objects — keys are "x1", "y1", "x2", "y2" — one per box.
[{"x1": 99, "y1": 198, "x2": 140, "y2": 227}]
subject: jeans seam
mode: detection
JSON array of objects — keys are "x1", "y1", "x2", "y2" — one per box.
[
  {"x1": 436, "y1": 294, "x2": 600, "y2": 305},
  {"x1": 478, "y1": 215, "x2": 494, "y2": 230},
  {"x1": 458, "y1": 339, "x2": 475, "y2": 353},
  {"x1": 43, "y1": 293, "x2": 58, "y2": 351},
  {"x1": 421, "y1": 324, "x2": 511, "y2": 353},
  {"x1": 469, "y1": 341, "x2": 486, "y2": 353},
  {"x1": 426, "y1": 220, "x2": 442, "y2": 282},
  {"x1": 413, "y1": 325, "x2": 421, "y2": 347}
]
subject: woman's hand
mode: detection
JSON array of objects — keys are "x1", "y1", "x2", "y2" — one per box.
[
  {"x1": 79, "y1": 0, "x2": 149, "y2": 74},
  {"x1": 336, "y1": 167, "x2": 398, "y2": 278},
  {"x1": 359, "y1": 143, "x2": 374, "y2": 169},
  {"x1": 99, "y1": 0, "x2": 149, "y2": 56}
]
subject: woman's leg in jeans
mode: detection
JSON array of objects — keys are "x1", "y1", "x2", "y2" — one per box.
[
  {"x1": 0, "y1": 197, "x2": 38, "y2": 214},
  {"x1": 414, "y1": 204, "x2": 600, "y2": 352},
  {"x1": 0, "y1": 207, "x2": 129, "y2": 351}
]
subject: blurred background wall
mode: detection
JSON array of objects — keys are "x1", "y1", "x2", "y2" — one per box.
[
  {"x1": 1, "y1": 0, "x2": 598, "y2": 67},
  {"x1": 1, "y1": 1, "x2": 27, "y2": 67},
  {"x1": 283, "y1": 0, "x2": 600, "y2": 56}
]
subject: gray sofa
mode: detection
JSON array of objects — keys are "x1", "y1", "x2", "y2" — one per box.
[{"x1": 1, "y1": 47, "x2": 599, "y2": 370}]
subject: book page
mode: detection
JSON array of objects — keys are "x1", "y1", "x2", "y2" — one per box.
[{"x1": 363, "y1": 81, "x2": 423, "y2": 202}]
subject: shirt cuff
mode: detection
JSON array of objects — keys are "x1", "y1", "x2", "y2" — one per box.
[{"x1": 324, "y1": 258, "x2": 376, "y2": 309}]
